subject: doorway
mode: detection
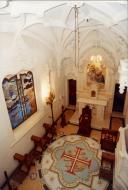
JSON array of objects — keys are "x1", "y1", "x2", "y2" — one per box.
[
  {"x1": 112, "y1": 83, "x2": 127, "y2": 113},
  {"x1": 68, "y1": 79, "x2": 76, "y2": 106}
]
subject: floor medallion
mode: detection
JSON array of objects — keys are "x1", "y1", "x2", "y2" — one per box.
[{"x1": 41, "y1": 135, "x2": 108, "y2": 190}]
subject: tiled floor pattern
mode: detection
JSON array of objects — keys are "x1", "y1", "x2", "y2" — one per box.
[
  {"x1": 38, "y1": 135, "x2": 108, "y2": 190},
  {"x1": 17, "y1": 109, "x2": 118, "y2": 190}
]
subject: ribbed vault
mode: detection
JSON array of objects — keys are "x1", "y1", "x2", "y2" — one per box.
[{"x1": 0, "y1": 1, "x2": 127, "y2": 70}]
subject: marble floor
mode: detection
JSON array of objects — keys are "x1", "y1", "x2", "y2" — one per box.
[{"x1": 16, "y1": 109, "x2": 121, "y2": 190}]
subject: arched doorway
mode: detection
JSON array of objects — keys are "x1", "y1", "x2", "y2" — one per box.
[{"x1": 68, "y1": 79, "x2": 76, "y2": 106}]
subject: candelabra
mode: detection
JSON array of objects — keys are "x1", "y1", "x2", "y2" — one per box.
[{"x1": 46, "y1": 89, "x2": 55, "y2": 125}]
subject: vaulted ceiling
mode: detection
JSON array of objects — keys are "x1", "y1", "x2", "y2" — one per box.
[{"x1": 0, "y1": 1, "x2": 128, "y2": 71}]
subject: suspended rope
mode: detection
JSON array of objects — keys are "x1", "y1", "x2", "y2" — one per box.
[{"x1": 74, "y1": 5, "x2": 80, "y2": 68}]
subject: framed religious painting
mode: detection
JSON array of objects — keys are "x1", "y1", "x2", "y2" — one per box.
[
  {"x1": 2, "y1": 75, "x2": 25, "y2": 129},
  {"x1": 87, "y1": 62, "x2": 106, "y2": 88},
  {"x1": 2, "y1": 71, "x2": 37, "y2": 129},
  {"x1": 20, "y1": 71, "x2": 37, "y2": 119}
]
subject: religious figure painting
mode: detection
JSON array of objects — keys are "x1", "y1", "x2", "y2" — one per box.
[
  {"x1": 2, "y1": 71, "x2": 37, "y2": 129},
  {"x1": 87, "y1": 63, "x2": 106, "y2": 87}
]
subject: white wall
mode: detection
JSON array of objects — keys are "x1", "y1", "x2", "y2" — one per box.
[
  {"x1": 0, "y1": 8, "x2": 127, "y2": 186},
  {"x1": 0, "y1": 32, "x2": 64, "y2": 185}
]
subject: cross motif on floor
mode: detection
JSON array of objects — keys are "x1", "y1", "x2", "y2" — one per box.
[{"x1": 61, "y1": 147, "x2": 91, "y2": 175}]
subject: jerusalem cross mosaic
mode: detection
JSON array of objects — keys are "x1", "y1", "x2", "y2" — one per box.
[{"x1": 41, "y1": 135, "x2": 108, "y2": 190}]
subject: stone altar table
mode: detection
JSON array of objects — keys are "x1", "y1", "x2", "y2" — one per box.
[{"x1": 77, "y1": 97, "x2": 107, "y2": 120}]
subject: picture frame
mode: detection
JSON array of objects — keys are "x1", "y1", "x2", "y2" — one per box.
[
  {"x1": 87, "y1": 63, "x2": 106, "y2": 88},
  {"x1": 2, "y1": 71, "x2": 37, "y2": 129}
]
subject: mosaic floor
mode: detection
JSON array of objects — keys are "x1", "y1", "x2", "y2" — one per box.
[
  {"x1": 17, "y1": 109, "x2": 120, "y2": 190},
  {"x1": 40, "y1": 135, "x2": 108, "y2": 190}
]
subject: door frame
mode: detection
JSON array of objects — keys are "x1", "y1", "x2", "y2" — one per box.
[
  {"x1": 112, "y1": 83, "x2": 127, "y2": 113},
  {"x1": 68, "y1": 79, "x2": 76, "y2": 106},
  {"x1": 65, "y1": 73, "x2": 77, "y2": 107}
]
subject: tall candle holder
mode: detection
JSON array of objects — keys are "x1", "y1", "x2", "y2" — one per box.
[{"x1": 46, "y1": 89, "x2": 55, "y2": 125}]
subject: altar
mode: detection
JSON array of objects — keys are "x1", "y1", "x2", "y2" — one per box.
[
  {"x1": 69, "y1": 97, "x2": 109, "y2": 130},
  {"x1": 78, "y1": 97, "x2": 107, "y2": 120},
  {"x1": 41, "y1": 135, "x2": 108, "y2": 190}
]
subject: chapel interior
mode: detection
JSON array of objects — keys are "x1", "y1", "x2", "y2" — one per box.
[{"x1": 0, "y1": 1, "x2": 128, "y2": 190}]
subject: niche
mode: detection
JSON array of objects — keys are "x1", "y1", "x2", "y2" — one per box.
[
  {"x1": 91, "y1": 90, "x2": 96, "y2": 97},
  {"x1": 90, "y1": 84, "x2": 98, "y2": 99}
]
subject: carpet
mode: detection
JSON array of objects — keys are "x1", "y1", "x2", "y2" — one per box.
[{"x1": 40, "y1": 135, "x2": 108, "y2": 190}]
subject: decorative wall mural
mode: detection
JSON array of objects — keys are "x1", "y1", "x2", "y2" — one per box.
[{"x1": 2, "y1": 71, "x2": 37, "y2": 129}]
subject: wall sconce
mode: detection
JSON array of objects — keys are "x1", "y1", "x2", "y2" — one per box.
[{"x1": 118, "y1": 59, "x2": 128, "y2": 93}]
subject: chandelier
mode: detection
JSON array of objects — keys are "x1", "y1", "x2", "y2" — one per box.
[
  {"x1": 118, "y1": 59, "x2": 128, "y2": 93},
  {"x1": 90, "y1": 55, "x2": 102, "y2": 67},
  {"x1": 90, "y1": 54, "x2": 106, "y2": 70}
]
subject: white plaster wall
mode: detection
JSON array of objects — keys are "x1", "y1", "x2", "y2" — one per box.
[
  {"x1": 0, "y1": 5, "x2": 127, "y2": 185},
  {"x1": 0, "y1": 32, "x2": 64, "y2": 185},
  {"x1": 0, "y1": 33, "x2": 42, "y2": 183}
]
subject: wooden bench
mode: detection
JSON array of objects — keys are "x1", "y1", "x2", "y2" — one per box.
[
  {"x1": 99, "y1": 152, "x2": 115, "y2": 182},
  {"x1": 31, "y1": 135, "x2": 50, "y2": 151},
  {"x1": 13, "y1": 153, "x2": 34, "y2": 174},
  {"x1": 43, "y1": 123, "x2": 57, "y2": 143}
]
